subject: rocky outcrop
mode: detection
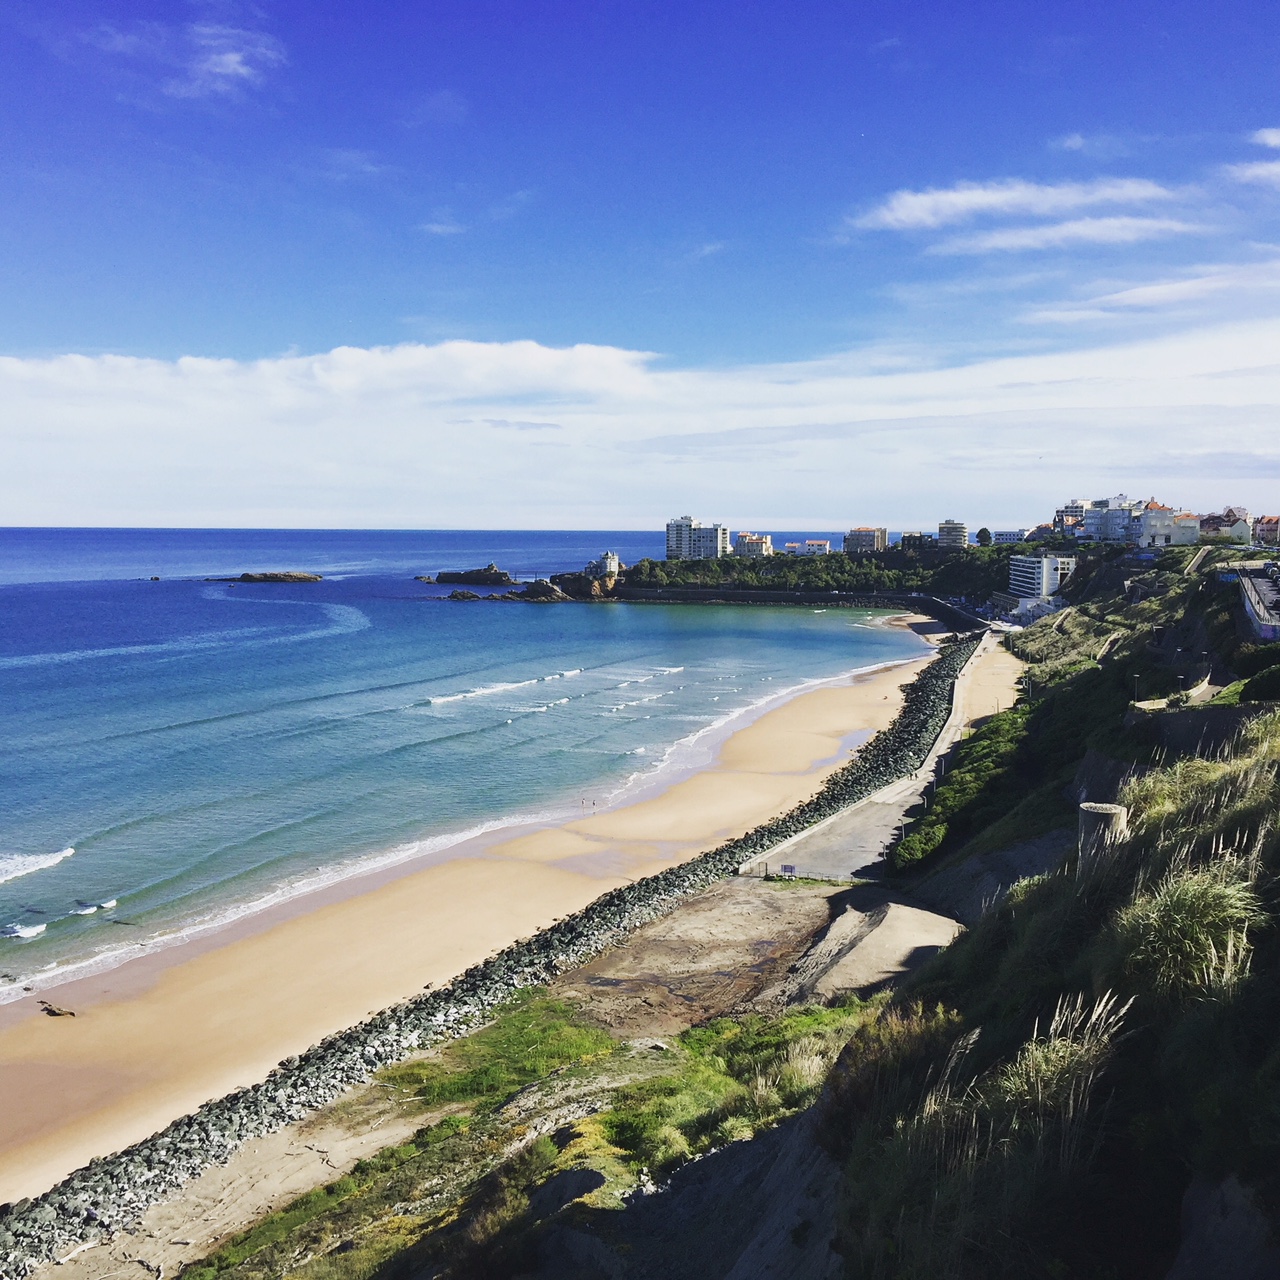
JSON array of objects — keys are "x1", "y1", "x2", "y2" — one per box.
[
  {"x1": 205, "y1": 572, "x2": 323, "y2": 583},
  {"x1": 437, "y1": 564, "x2": 515, "y2": 586},
  {"x1": 0, "y1": 632, "x2": 983, "y2": 1278},
  {"x1": 447, "y1": 589, "x2": 483, "y2": 601},
  {"x1": 550, "y1": 572, "x2": 618, "y2": 600}
]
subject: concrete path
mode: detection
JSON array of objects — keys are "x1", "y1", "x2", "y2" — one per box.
[{"x1": 741, "y1": 632, "x2": 1023, "y2": 881}]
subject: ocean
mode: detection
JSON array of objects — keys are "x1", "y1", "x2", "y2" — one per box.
[{"x1": 0, "y1": 529, "x2": 927, "y2": 998}]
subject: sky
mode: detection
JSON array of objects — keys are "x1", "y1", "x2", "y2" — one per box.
[{"x1": 2, "y1": 0, "x2": 1280, "y2": 530}]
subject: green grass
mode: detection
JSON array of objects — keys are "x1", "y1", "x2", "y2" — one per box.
[
  {"x1": 601, "y1": 1001, "x2": 878, "y2": 1172},
  {"x1": 179, "y1": 991, "x2": 612, "y2": 1280},
  {"x1": 378, "y1": 990, "x2": 615, "y2": 1112}
]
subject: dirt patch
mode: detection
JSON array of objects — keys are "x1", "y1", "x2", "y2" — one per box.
[{"x1": 553, "y1": 878, "x2": 841, "y2": 1037}]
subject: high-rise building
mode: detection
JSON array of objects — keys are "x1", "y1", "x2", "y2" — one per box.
[
  {"x1": 734, "y1": 531, "x2": 774, "y2": 557},
  {"x1": 666, "y1": 516, "x2": 731, "y2": 560},
  {"x1": 843, "y1": 527, "x2": 888, "y2": 553},
  {"x1": 993, "y1": 554, "x2": 1078, "y2": 618},
  {"x1": 938, "y1": 519, "x2": 969, "y2": 549}
]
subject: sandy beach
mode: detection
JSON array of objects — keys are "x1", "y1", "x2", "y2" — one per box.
[{"x1": 0, "y1": 631, "x2": 939, "y2": 1204}]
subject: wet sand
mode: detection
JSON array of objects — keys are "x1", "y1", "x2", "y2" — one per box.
[{"x1": 0, "y1": 641, "x2": 935, "y2": 1204}]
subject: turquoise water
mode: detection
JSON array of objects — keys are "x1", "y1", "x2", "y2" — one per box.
[{"x1": 0, "y1": 530, "x2": 926, "y2": 995}]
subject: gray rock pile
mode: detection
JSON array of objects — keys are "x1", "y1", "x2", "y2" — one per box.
[{"x1": 0, "y1": 632, "x2": 983, "y2": 1276}]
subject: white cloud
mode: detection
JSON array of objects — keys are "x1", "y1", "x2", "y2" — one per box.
[
  {"x1": 3, "y1": 324, "x2": 1280, "y2": 529},
  {"x1": 164, "y1": 25, "x2": 285, "y2": 99},
  {"x1": 1226, "y1": 159, "x2": 1280, "y2": 188},
  {"x1": 80, "y1": 19, "x2": 285, "y2": 101},
  {"x1": 853, "y1": 177, "x2": 1175, "y2": 230},
  {"x1": 933, "y1": 216, "x2": 1203, "y2": 254},
  {"x1": 421, "y1": 212, "x2": 466, "y2": 235},
  {"x1": 1251, "y1": 128, "x2": 1280, "y2": 149}
]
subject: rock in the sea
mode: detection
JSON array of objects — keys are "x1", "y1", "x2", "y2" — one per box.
[
  {"x1": 237, "y1": 572, "x2": 323, "y2": 583},
  {"x1": 448, "y1": 589, "x2": 482, "y2": 601},
  {"x1": 437, "y1": 564, "x2": 515, "y2": 586}
]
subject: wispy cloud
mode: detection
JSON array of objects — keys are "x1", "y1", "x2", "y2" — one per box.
[
  {"x1": 1225, "y1": 159, "x2": 1280, "y2": 188},
  {"x1": 854, "y1": 177, "x2": 1174, "y2": 231},
  {"x1": 163, "y1": 24, "x2": 285, "y2": 99},
  {"x1": 315, "y1": 149, "x2": 388, "y2": 182},
  {"x1": 421, "y1": 211, "x2": 466, "y2": 235},
  {"x1": 80, "y1": 19, "x2": 285, "y2": 101},
  {"x1": 1024, "y1": 260, "x2": 1280, "y2": 322},
  {"x1": 934, "y1": 216, "x2": 1203, "y2": 255},
  {"x1": 1050, "y1": 132, "x2": 1131, "y2": 159},
  {"x1": 482, "y1": 419, "x2": 562, "y2": 431},
  {"x1": 686, "y1": 242, "x2": 725, "y2": 262},
  {"x1": 1251, "y1": 128, "x2": 1280, "y2": 149}
]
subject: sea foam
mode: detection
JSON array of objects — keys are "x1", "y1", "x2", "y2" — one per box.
[{"x1": 0, "y1": 847, "x2": 74, "y2": 886}]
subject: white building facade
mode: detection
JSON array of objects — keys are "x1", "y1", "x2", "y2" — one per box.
[
  {"x1": 1136, "y1": 502, "x2": 1199, "y2": 547},
  {"x1": 938, "y1": 519, "x2": 968, "y2": 549},
  {"x1": 783, "y1": 539, "x2": 832, "y2": 556},
  {"x1": 992, "y1": 530, "x2": 1029, "y2": 544},
  {"x1": 733, "y1": 531, "x2": 774, "y2": 557},
  {"x1": 666, "y1": 516, "x2": 731, "y2": 560},
  {"x1": 1008, "y1": 554, "x2": 1077, "y2": 599}
]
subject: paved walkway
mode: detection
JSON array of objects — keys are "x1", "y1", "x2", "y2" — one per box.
[{"x1": 740, "y1": 632, "x2": 1022, "y2": 881}]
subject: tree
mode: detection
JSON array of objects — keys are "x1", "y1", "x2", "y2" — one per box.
[{"x1": 976, "y1": 527, "x2": 992, "y2": 547}]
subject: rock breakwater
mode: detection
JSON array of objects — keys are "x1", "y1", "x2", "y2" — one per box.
[{"x1": 0, "y1": 632, "x2": 983, "y2": 1276}]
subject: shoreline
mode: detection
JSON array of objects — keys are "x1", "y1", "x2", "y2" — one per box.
[
  {"x1": 0, "y1": 633, "x2": 927, "y2": 1011},
  {"x1": 0, "y1": 628, "x2": 941, "y2": 1206}
]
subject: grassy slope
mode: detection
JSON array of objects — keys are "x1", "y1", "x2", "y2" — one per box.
[
  {"x1": 179, "y1": 992, "x2": 879, "y2": 1280},
  {"x1": 821, "y1": 552, "x2": 1280, "y2": 1278},
  {"x1": 889, "y1": 550, "x2": 1253, "y2": 873}
]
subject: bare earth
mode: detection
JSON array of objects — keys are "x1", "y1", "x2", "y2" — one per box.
[{"x1": 0, "y1": 633, "x2": 934, "y2": 1205}]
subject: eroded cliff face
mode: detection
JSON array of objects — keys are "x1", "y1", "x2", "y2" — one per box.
[{"x1": 549, "y1": 572, "x2": 618, "y2": 600}]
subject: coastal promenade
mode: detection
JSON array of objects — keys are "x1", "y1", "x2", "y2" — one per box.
[{"x1": 739, "y1": 632, "x2": 1022, "y2": 879}]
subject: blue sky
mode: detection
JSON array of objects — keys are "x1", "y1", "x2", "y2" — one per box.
[{"x1": 2, "y1": 1, "x2": 1280, "y2": 527}]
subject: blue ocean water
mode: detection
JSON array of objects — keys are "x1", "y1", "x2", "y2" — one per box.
[{"x1": 0, "y1": 529, "x2": 925, "y2": 995}]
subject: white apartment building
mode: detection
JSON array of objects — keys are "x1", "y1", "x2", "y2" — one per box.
[
  {"x1": 1137, "y1": 501, "x2": 1199, "y2": 548},
  {"x1": 733, "y1": 531, "x2": 774, "y2": 557},
  {"x1": 784, "y1": 540, "x2": 832, "y2": 556},
  {"x1": 1008, "y1": 554, "x2": 1077, "y2": 599},
  {"x1": 1079, "y1": 495, "x2": 1143, "y2": 543},
  {"x1": 666, "y1": 516, "x2": 731, "y2": 560},
  {"x1": 938, "y1": 519, "x2": 969, "y2": 549},
  {"x1": 992, "y1": 530, "x2": 1029, "y2": 544},
  {"x1": 843, "y1": 527, "x2": 888, "y2": 553}
]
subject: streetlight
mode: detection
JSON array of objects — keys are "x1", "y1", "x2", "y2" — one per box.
[{"x1": 1133, "y1": 673, "x2": 1140, "y2": 703}]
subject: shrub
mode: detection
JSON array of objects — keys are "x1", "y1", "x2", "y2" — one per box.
[
  {"x1": 1241, "y1": 664, "x2": 1280, "y2": 703},
  {"x1": 1106, "y1": 868, "x2": 1264, "y2": 1002}
]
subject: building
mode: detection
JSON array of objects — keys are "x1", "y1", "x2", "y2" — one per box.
[
  {"x1": 1080, "y1": 495, "x2": 1144, "y2": 543},
  {"x1": 1199, "y1": 510, "x2": 1252, "y2": 541},
  {"x1": 1054, "y1": 500, "x2": 1088, "y2": 533},
  {"x1": 992, "y1": 554, "x2": 1077, "y2": 619},
  {"x1": 843, "y1": 527, "x2": 888, "y2": 553},
  {"x1": 733, "y1": 531, "x2": 774, "y2": 557},
  {"x1": 1137, "y1": 500, "x2": 1200, "y2": 548},
  {"x1": 900, "y1": 532, "x2": 936, "y2": 552},
  {"x1": 665, "y1": 516, "x2": 731, "y2": 560},
  {"x1": 784, "y1": 539, "x2": 832, "y2": 556},
  {"x1": 1008, "y1": 554, "x2": 1076, "y2": 598},
  {"x1": 1255, "y1": 516, "x2": 1280, "y2": 546},
  {"x1": 584, "y1": 550, "x2": 621, "y2": 578},
  {"x1": 992, "y1": 530, "x2": 1029, "y2": 544},
  {"x1": 938, "y1": 519, "x2": 969, "y2": 549}
]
